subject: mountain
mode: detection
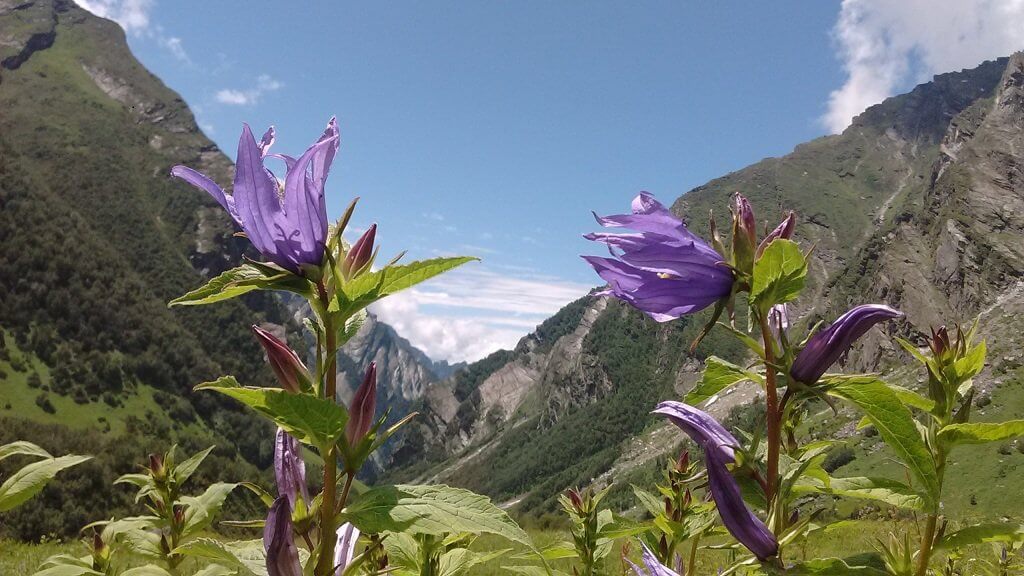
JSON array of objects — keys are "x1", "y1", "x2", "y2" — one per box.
[
  {"x1": 0, "y1": 0, "x2": 305, "y2": 538},
  {"x1": 386, "y1": 53, "x2": 1024, "y2": 520}
]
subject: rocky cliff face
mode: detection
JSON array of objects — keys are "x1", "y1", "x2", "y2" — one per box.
[{"x1": 387, "y1": 54, "x2": 1024, "y2": 516}]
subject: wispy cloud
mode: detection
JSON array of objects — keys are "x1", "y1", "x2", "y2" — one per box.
[
  {"x1": 370, "y1": 266, "x2": 592, "y2": 363},
  {"x1": 160, "y1": 35, "x2": 189, "y2": 63},
  {"x1": 215, "y1": 74, "x2": 283, "y2": 106},
  {"x1": 824, "y1": 0, "x2": 1024, "y2": 133}
]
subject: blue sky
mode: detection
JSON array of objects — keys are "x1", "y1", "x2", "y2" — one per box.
[{"x1": 80, "y1": 1, "x2": 1024, "y2": 361}]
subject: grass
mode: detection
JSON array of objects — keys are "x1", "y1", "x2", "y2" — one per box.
[{"x1": 0, "y1": 329, "x2": 168, "y2": 437}]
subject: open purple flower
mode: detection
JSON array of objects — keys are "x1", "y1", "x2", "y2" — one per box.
[
  {"x1": 274, "y1": 428, "x2": 309, "y2": 510},
  {"x1": 627, "y1": 543, "x2": 680, "y2": 576},
  {"x1": 654, "y1": 401, "x2": 779, "y2": 561},
  {"x1": 171, "y1": 118, "x2": 340, "y2": 274},
  {"x1": 264, "y1": 498, "x2": 302, "y2": 576},
  {"x1": 583, "y1": 193, "x2": 734, "y2": 321},
  {"x1": 790, "y1": 304, "x2": 903, "y2": 385}
]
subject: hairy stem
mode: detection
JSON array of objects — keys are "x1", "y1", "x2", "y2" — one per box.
[
  {"x1": 759, "y1": 316, "x2": 781, "y2": 524},
  {"x1": 687, "y1": 535, "x2": 700, "y2": 576},
  {"x1": 316, "y1": 285, "x2": 339, "y2": 576},
  {"x1": 915, "y1": 513, "x2": 938, "y2": 576}
]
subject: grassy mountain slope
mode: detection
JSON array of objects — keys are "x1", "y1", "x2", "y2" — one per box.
[{"x1": 387, "y1": 54, "x2": 1024, "y2": 522}]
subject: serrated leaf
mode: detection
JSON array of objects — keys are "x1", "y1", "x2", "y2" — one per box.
[
  {"x1": 937, "y1": 420, "x2": 1024, "y2": 450},
  {"x1": 0, "y1": 440, "x2": 52, "y2": 462},
  {"x1": 181, "y1": 482, "x2": 238, "y2": 537},
  {"x1": 174, "y1": 446, "x2": 214, "y2": 485},
  {"x1": 169, "y1": 265, "x2": 266, "y2": 306},
  {"x1": 378, "y1": 257, "x2": 478, "y2": 296},
  {"x1": 796, "y1": 476, "x2": 924, "y2": 510},
  {"x1": 0, "y1": 454, "x2": 91, "y2": 512},
  {"x1": 120, "y1": 566, "x2": 175, "y2": 576},
  {"x1": 750, "y1": 239, "x2": 807, "y2": 310},
  {"x1": 786, "y1": 558, "x2": 887, "y2": 575},
  {"x1": 174, "y1": 538, "x2": 258, "y2": 575},
  {"x1": 934, "y1": 522, "x2": 1024, "y2": 551},
  {"x1": 195, "y1": 376, "x2": 347, "y2": 448},
  {"x1": 886, "y1": 384, "x2": 935, "y2": 413},
  {"x1": 31, "y1": 560, "x2": 103, "y2": 576},
  {"x1": 827, "y1": 376, "x2": 939, "y2": 509},
  {"x1": 343, "y1": 484, "x2": 532, "y2": 548},
  {"x1": 685, "y1": 356, "x2": 763, "y2": 405},
  {"x1": 631, "y1": 484, "x2": 664, "y2": 518}
]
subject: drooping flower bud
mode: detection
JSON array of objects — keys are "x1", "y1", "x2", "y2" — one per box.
[
  {"x1": 346, "y1": 362, "x2": 377, "y2": 445},
  {"x1": 274, "y1": 428, "x2": 309, "y2": 509},
  {"x1": 264, "y1": 498, "x2": 302, "y2": 576},
  {"x1": 252, "y1": 325, "x2": 311, "y2": 394},
  {"x1": 756, "y1": 211, "x2": 796, "y2": 257},
  {"x1": 790, "y1": 304, "x2": 903, "y2": 385},
  {"x1": 342, "y1": 223, "x2": 377, "y2": 279}
]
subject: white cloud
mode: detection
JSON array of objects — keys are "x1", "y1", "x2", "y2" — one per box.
[
  {"x1": 824, "y1": 0, "x2": 1024, "y2": 133},
  {"x1": 77, "y1": 0, "x2": 153, "y2": 35},
  {"x1": 370, "y1": 266, "x2": 592, "y2": 363},
  {"x1": 215, "y1": 74, "x2": 283, "y2": 106},
  {"x1": 161, "y1": 36, "x2": 189, "y2": 63}
]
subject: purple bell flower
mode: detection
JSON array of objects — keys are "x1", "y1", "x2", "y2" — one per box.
[
  {"x1": 274, "y1": 428, "x2": 309, "y2": 510},
  {"x1": 333, "y1": 523, "x2": 361, "y2": 575},
  {"x1": 171, "y1": 118, "x2": 340, "y2": 274},
  {"x1": 627, "y1": 543, "x2": 681, "y2": 576},
  {"x1": 264, "y1": 497, "x2": 302, "y2": 576},
  {"x1": 789, "y1": 304, "x2": 903, "y2": 385},
  {"x1": 654, "y1": 401, "x2": 779, "y2": 561},
  {"x1": 583, "y1": 193, "x2": 734, "y2": 321}
]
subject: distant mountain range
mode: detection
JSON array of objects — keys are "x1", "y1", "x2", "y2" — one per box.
[{"x1": 2, "y1": 0, "x2": 1023, "y2": 536}]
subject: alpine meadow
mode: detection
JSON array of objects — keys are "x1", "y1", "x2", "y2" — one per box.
[{"x1": 3, "y1": 1, "x2": 1024, "y2": 575}]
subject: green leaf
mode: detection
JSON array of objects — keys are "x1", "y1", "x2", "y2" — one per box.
[
  {"x1": 377, "y1": 257, "x2": 478, "y2": 296},
  {"x1": 180, "y1": 482, "x2": 238, "y2": 538},
  {"x1": 31, "y1": 556, "x2": 104, "y2": 576},
  {"x1": 119, "y1": 567, "x2": 175, "y2": 576},
  {"x1": 0, "y1": 454, "x2": 91, "y2": 512},
  {"x1": 173, "y1": 446, "x2": 214, "y2": 485},
  {"x1": 786, "y1": 558, "x2": 887, "y2": 575},
  {"x1": 797, "y1": 476, "x2": 924, "y2": 510},
  {"x1": 750, "y1": 239, "x2": 807, "y2": 310},
  {"x1": 0, "y1": 440, "x2": 52, "y2": 462},
  {"x1": 934, "y1": 522, "x2": 1024, "y2": 551},
  {"x1": 170, "y1": 264, "x2": 313, "y2": 307},
  {"x1": 173, "y1": 538, "x2": 259, "y2": 575},
  {"x1": 827, "y1": 377, "x2": 939, "y2": 508},
  {"x1": 937, "y1": 420, "x2": 1024, "y2": 450},
  {"x1": 343, "y1": 484, "x2": 532, "y2": 548},
  {"x1": 684, "y1": 356, "x2": 763, "y2": 405},
  {"x1": 195, "y1": 377, "x2": 347, "y2": 448},
  {"x1": 947, "y1": 340, "x2": 986, "y2": 383},
  {"x1": 886, "y1": 384, "x2": 935, "y2": 413},
  {"x1": 631, "y1": 484, "x2": 664, "y2": 518}
]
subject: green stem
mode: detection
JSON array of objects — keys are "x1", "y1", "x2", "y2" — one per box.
[
  {"x1": 915, "y1": 512, "x2": 938, "y2": 576},
  {"x1": 686, "y1": 535, "x2": 700, "y2": 576},
  {"x1": 315, "y1": 286, "x2": 339, "y2": 576},
  {"x1": 758, "y1": 316, "x2": 782, "y2": 530}
]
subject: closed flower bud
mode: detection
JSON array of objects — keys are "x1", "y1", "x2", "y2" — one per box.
[
  {"x1": 790, "y1": 304, "x2": 903, "y2": 385},
  {"x1": 346, "y1": 362, "x2": 377, "y2": 444},
  {"x1": 676, "y1": 450, "x2": 690, "y2": 473},
  {"x1": 929, "y1": 326, "x2": 951, "y2": 360},
  {"x1": 252, "y1": 325, "x2": 311, "y2": 394},
  {"x1": 149, "y1": 453, "x2": 166, "y2": 481},
  {"x1": 342, "y1": 223, "x2": 377, "y2": 279},
  {"x1": 566, "y1": 488, "x2": 583, "y2": 512},
  {"x1": 756, "y1": 211, "x2": 796, "y2": 257},
  {"x1": 730, "y1": 193, "x2": 757, "y2": 271}
]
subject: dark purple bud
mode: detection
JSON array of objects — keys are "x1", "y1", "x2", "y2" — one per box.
[
  {"x1": 929, "y1": 326, "x2": 951, "y2": 359},
  {"x1": 173, "y1": 505, "x2": 185, "y2": 527},
  {"x1": 264, "y1": 498, "x2": 302, "y2": 576},
  {"x1": 346, "y1": 362, "x2": 377, "y2": 444},
  {"x1": 583, "y1": 193, "x2": 734, "y2": 322},
  {"x1": 148, "y1": 453, "x2": 165, "y2": 480},
  {"x1": 676, "y1": 450, "x2": 690, "y2": 473},
  {"x1": 342, "y1": 223, "x2": 377, "y2": 279},
  {"x1": 653, "y1": 401, "x2": 778, "y2": 561},
  {"x1": 333, "y1": 523, "x2": 361, "y2": 575},
  {"x1": 756, "y1": 211, "x2": 796, "y2": 258},
  {"x1": 252, "y1": 325, "x2": 310, "y2": 394},
  {"x1": 790, "y1": 304, "x2": 904, "y2": 385},
  {"x1": 274, "y1": 428, "x2": 309, "y2": 509},
  {"x1": 566, "y1": 488, "x2": 583, "y2": 511}
]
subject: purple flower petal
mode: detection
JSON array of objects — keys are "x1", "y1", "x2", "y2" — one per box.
[
  {"x1": 654, "y1": 401, "x2": 779, "y2": 561},
  {"x1": 790, "y1": 304, "x2": 903, "y2": 385},
  {"x1": 233, "y1": 123, "x2": 295, "y2": 270},
  {"x1": 170, "y1": 165, "x2": 241, "y2": 224},
  {"x1": 264, "y1": 497, "x2": 302, "y2": 576},
  {"x1": 333, "y1": 522, "x2": 361, "y2": 575},
  {"x1": 274, "y1": 428, "x2": 309, "y2": 509},
  {"x1": 627, "y1": 544, "x2": 681, "y2": 576}
]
